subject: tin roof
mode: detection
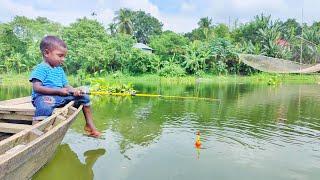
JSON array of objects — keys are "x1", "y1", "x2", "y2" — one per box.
[{"x1": 133, "y1": 43, "x2": 153, "y2": 50}]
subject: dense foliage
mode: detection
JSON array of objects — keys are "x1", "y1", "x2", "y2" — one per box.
[{"x1": 0, "y1": 12, "x2": 320, "y2": 76}]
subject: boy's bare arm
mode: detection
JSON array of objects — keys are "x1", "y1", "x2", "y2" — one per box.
[
  {"x1": 32, "y1": 80, "x2": 69, "y2": 96},
  {"x1": 64, "y1": 85, "x2": 74, "y2": 92},
  {"x1": 64, "y1": 85, "x2": 82, "y2": 96}
]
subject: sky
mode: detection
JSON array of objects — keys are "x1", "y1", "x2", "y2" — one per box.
[{"x1": 0, "y1": 0, "x2": 319, "y2": 33}]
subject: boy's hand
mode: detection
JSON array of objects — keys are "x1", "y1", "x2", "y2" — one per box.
[
  {"x1": 73, "y1": 89, "x2": 83, "y2": 96},
  {"x1": 58, "y1": 88, "x2": 69, "y2": 96}
]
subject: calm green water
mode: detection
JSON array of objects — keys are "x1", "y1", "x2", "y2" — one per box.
[{"x1": 1, "y1": 83, "x2": 320, "y2": 180}]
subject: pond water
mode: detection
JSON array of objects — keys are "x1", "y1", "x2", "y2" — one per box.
[{"x1": 1, "y1": 83, "x2": 320, "y2": 180}]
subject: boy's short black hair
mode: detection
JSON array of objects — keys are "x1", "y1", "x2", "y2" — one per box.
[{"x1": 40, "y1": 35, "x2": 67, "y2": 55}]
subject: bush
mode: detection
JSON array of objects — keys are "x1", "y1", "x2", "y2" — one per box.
[
  {"x1": 212, "y1": 60, "x2": 228, "y2": 75},
  {"x1": 158, "y1": 63, "x2": 186, "y2": 77},
  {"x1": 127, "y1": 49, "x2": 159, "y2": 74}
]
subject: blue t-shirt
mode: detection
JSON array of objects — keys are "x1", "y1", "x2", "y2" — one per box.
[{"x1": 29, "y1": 62, "x2": 68, "y2": 99}]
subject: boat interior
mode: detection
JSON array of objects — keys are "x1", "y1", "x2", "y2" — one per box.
[{"x1": 0, "y1": 97, "x2": 79, "y2": 157}]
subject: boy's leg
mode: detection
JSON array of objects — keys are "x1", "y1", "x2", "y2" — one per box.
[
  {"x1": 74, "y1": 95, "x2": 101, "y2": 137},
  {"x1": 83, "y1": 106, "x2": 100, "y2": 134},
  {"x1": 34, "y1": 95, "x2": 100, "y2": 137},
  {"x1": 33, "y1": 95, "x2": 74, "y2": 121},
  {"x1": 33, "y1": 95, "x2": 56, "y2": 121}
]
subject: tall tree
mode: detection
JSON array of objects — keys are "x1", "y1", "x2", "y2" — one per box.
[
  {"x1": 198, "y1": 17, "x2": 212, "y2": 29},
  {"x1": 277, "y1": 18, "x2": 301, "y2": 40},
  {"x1": 214, "y1": 24, "x2": 230, "y2": 39},
  {"x1": 62, "y1": 18, "x2": 109, "y2": 73},
  {"x1": 107, "y1": 22, "x2": 117, "y2": 36},
  {"x1": 131, "y1": 10, "x2": 163, "y2": 44},
  {"x1": 114, "y1": 8, "x2": 133, "y2": 35},
  {"x1": 185, "y1": 17, "x2": 214, "y2": 41},
  {"x1": 231, "y1": 14, "x2": 271, "y2": 44},
  {"x1": 113, "y1": 9, "x2": 163, "y2": 43},
  {"x1": 0, "y1": 16, "x2": 63, "y2": 73},
  {"x1": 149, "y1": 31, "x2": 188, "y2": 63},
  {"x1": 198, "y1": 17, "x2": 213, "y2": 40}
]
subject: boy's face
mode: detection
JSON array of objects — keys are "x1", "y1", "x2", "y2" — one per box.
[{"x1": 44, "y1": 46, "x2": 67, "y2": 67}]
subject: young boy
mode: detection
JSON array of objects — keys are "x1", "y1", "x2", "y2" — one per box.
[{"x1": 29, "y1": 35, "x2": 101, "y2": 138}]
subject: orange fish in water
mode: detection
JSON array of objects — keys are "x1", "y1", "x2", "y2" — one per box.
[{"x1": 195, "y1": 131, "x2": 201, "y2": 148}]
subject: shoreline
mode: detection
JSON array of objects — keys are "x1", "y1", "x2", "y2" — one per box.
[{"x1": 1, "y1": 72, "x2": 320, "y2": 87}]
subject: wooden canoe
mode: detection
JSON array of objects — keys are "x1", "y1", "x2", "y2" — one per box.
[{"x1": 0, "y1": 96, "x2": 83, "y2": 179}]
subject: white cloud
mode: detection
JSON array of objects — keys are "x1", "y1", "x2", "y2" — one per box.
[
  {"x1": 103, "y1": 0, "x2": 161, "y2": 19},
  {"x1": 231, "y1": 0, "x2": 287, "y2": 11},
  {"x1": 302, "y1": 0, "x2": 320, "y2": 23},
  {"x1": 199, "y1": 0, "x2": 315, "y2": 25},
  {"x1": 0, "y1": 0, "x2": 89, "y2": 24},
  {"x1": 181, "y1": 2, "x2": 196, "y2": 12},
  {"x1": 1, "y1": 0, "x2": 36, "y2": 17},
  {"x1": 95, "y1": 9, "x2": 114, "y2": 25},
  {"x1": 162, "y1": 14, "x2": 198, "y2": 33},
  {"x1": 35, "y1": 0, "x2": 53, "y2": 5},
  {"x1": 1, "y1": 0, "x2": 320, "y2": 33},
  {"x1": 85, "y1": 0, "x2": 163, "y2": 28}
]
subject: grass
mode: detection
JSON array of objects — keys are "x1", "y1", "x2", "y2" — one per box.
[
  {"x1": 1, "y1": 72, "x2": 320, "y2": 88},
  {"x1": 0, "y1": 72, "x2": 31, "y2": 87},
  {"x1": 73, "y1": 73, "x2": 320, "y2": 86}
]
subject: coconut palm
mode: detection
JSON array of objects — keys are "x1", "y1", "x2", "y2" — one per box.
[
  {"x1": 197, "y1": 17, "x2": 213, "y2": 40},
  {"x1": 108, "y1": 22, "x2": 117, "y2": 36},
  {"x1": 198, "y1": 17, "x2": 212, "y2": 29},
  {"x1": 114, "y1": 8, "x2": 133, "y2": 35}
]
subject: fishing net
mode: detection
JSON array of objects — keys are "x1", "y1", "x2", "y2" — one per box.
[
  {"x1": 239, "y1": 54, "x2": 320, "y2": 73},
  {"x1": 239, "y1": 37, "x2": 320, "y2": 73}
]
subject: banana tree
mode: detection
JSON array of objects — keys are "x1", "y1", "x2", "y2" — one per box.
[{"x1": 182, "y1": 41, "x2": 211, "y2": 74}]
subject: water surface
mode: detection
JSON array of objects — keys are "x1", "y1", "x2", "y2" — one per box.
[{"x1": 1, "y1": 83, "x2": 319, "y2": 180}]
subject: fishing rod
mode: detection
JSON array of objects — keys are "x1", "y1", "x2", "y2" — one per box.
[{"x1": 70, "y1": 91, "x2": 220, "y2": 101}]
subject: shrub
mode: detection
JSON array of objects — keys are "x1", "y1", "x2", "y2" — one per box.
[{"x1": 158, "y1": 63, "x2": 186, "y2": 77}]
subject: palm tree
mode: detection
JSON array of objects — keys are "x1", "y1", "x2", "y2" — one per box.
[
  {"x1": 114, "y1": 8, "x2": 133, "y2": 35},
  {"x1": 197, "y1": 17, "x2": 213, "y2": 40},
  {"x1": 198, "y1": 17, "x2": 212, "y2": 29},
  {"x1": 108, "y1": 22, "x2": 117, "y2": 36}
]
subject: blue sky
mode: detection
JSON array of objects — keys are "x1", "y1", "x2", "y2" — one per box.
[{"x1": 0, "y1": 0, "x2": 319, "y2": 33}]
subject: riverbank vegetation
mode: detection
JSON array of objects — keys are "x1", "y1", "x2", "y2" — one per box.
[
  {"x1": 0, "y1": 9, "x2": 320, "y2": 77},
  {"x1": 1, "y1": 73, "x2": 320, "y2": 89}
]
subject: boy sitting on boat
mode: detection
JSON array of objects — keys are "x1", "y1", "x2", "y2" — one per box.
[{"x1": 29, "y1": 35, "x2": 101, "y2": 138}]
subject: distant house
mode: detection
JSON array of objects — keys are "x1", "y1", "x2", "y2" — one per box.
[{"x1": 133, "y1": 43, "x2": 153, "y2": 53}]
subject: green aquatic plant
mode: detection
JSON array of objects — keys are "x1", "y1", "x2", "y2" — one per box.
[
  {"x1": 267, "y1": 75, "x2": 281, "y2": 86},
  {"x1": 88, "y1": 77, "x2": 136, "y2": 94}
]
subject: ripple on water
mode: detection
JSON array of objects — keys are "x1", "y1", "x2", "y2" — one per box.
[{"x1": 162, "y1": 113, "x2": 320, "y2": 151}]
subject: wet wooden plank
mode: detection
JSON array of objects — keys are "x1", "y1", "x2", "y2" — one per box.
[
  {"x1": 0, "y1": 114, "x2": 33, "y2": 121},
  {"x1": 0, "y1": 104, "x2": 35, "y2": 113},
  {"x1": 0, "y1": 97, "x2": 31, "y2": 106},
  {"x1": 0, "y1": 123, "x2": 31, "y2": 134},
  {"x1": 0, "y1": 108, "x2": 34, "y2": 113},
  {"x1": 0, "y1": 110, "x2": 34, "y2": 116},
  {"x1": 0, "y1": 97, "x2": 35, "y2": 113}
]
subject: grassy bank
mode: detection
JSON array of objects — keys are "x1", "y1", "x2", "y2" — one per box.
[
  {"x1": 75, "y1": 73, "x2": 320, "y2": 86},
  {"x1": 0, "y1": 73, "x2": 32, "y2": 87},
  {"x1": 1, "y1": 72, "x2": 320, "y2": 87}
]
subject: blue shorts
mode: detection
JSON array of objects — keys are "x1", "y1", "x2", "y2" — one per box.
[{"x1": 32, "y1": 95, "x2": 90, "y2": 120}]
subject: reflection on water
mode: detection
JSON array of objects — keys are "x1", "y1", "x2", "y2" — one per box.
[
  {"x1": 33, "y1": 143, "x2": 105, "y2": 180},
  {"x1": 1, "y1": 84, "x2": 320, "y2": 180}
]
